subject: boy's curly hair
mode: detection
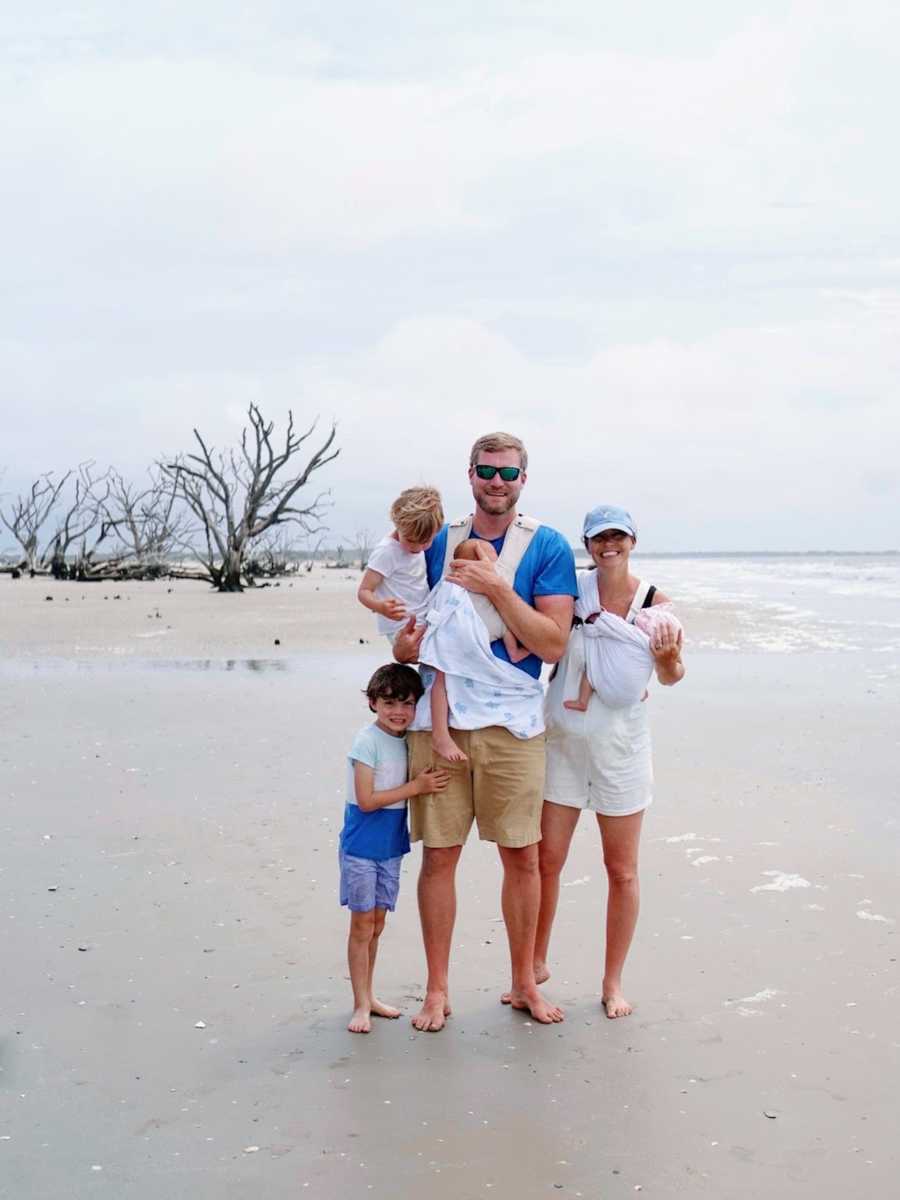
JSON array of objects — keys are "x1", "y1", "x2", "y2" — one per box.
[
  {"x1": 364, "y1": 663, "x2": 425, "y2": 711},
  {"x1": 390, "y1": 486, "x2": 444, "y2": 544}
]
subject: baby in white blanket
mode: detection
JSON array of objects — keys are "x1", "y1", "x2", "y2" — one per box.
[
  {"x1": 563, "y1": 603, "x2": 684, "y2": 712},
  {"x1": 427, "y1": 542, "x2": 540, "y2": 763}
]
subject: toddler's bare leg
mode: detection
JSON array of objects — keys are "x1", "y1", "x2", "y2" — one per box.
[
  {"x1": 563, "y1": 670, "x2": 592, "y2": 712},
  {"x1": 430, "y1": 670, "x2": 467, "y2": 762}
]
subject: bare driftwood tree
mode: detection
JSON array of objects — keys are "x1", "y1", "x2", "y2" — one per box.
[
  {"x1": 101, "y1": 468, "x2": 189, "y2": 574},
  {"x1": 0, "y1": 471, "x2": 71, "y2": 572},
  {"x1": 355, "y1": 527, "x2": 375, "y2": 570},
  {"x1": 245, "y1": 527, "x2": 300, "y2": 579},
  {"x1": 161, "y1": 405, "x2": 339, "y2": 591},
  {"x1": 47, "y1": 463, "x2": 116, "y2": 579}
]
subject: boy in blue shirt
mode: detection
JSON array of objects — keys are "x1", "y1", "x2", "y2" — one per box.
[{"x1": 341, "y1": 664, "x2": 449, "y2": 1033}]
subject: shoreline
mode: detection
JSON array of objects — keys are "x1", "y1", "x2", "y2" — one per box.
[{"x1": 1, "y1": 573, "x2": 897, "y2": 1196}]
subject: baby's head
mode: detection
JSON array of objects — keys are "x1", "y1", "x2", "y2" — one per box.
[
  {"x1": 453, "y1": 539, "x2": 498, "y2": 564},
  {"x1": 390, "y1": 486, "x2": 444, "y2": 554}
]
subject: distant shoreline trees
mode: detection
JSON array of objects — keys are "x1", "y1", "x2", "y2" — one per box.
[{"x1": 0, "y1": 406, "x2": 340, "y2": 592}]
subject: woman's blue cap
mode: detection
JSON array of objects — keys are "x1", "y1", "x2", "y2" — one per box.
[{"x1": 582, "y1": 505, "x2": 636, "y2": 539}]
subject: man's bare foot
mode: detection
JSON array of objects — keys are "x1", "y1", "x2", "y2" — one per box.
[
  {"x1": 563, "y1": 699, "x2": 588, "y2": 711},
  {"x1": 507, "y1": 986, "x2": 564, "y2": 1023},
  {"x1": 601, "y1": 989, "x2": 633, "y2": 1019},
  {"x1": 370, "y1": 998, "x2": 401, "y2": 1019},
  {"x1": 500, "y1": 961, "x2": 550, "y2": 1004},
  {"x1": 348, "y1": 1006, "x2": 371, "y2": 1033},
  {"x1": 411, "y1": 991, "x2": 451, "y2": 1032},
  {"x1": 432, "y1": 733, "x2": 467, "y2": 763}
]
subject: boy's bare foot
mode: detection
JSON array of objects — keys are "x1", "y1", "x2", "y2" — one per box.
[
  {"x1": 370, "y1": 998, "x2": 401, "y2": 1019},
  {"x1": 432, "y1": 733, "x2": 467, "y2": 763},
  {"x1": 507, "y1": 986, "x2": 564, "y2": 1023},
  {"x1": 411, "y1": 991, "x2": 451, "y2": 1032},
  {"x1": 563, "y1": 699, "x2": 588, "y2": 711},
  {"x1": 348, "y1": 1006, "x2": 371, "y2": 1033},
  {"x1": 601, "y1": 987, "x2": 633, "y2": 1019},
  {"x1": 500, "y1": 961, "x2": 550, "y2": 1004}
]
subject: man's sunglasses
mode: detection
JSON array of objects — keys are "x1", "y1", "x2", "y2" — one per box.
[{"x1": 474, "y1": 465, "x2": 522, "y2": 481}]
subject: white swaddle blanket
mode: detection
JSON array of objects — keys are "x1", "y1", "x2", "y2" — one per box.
[
  {"x1": 582, "y1": 604, "x2": 682, "y2": 709},
  {"x1": 412, "y1": 580, "x2": 544, "y2": 740}
]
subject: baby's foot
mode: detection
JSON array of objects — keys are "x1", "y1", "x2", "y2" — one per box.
[
  {"x1": 348, "y1": 1006, "x2": 371, "y2": 1033},
  {"x1": 432, "y1": 733, "x2": 467, "y2": 763},
  {"x1": 563, "y1": 699, "x2": 588, "y2": 712},
  {"x1": 370, "y1": 998, "x2": 401, "y2": 1019}
]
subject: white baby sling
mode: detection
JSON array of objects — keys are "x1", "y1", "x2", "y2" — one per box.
[
  {"x1": 413, "y1": 514, "x2": 545, "y2": 739},
  {"x1": 576, "y1": 572, "x2": 655, "y2": 709}
]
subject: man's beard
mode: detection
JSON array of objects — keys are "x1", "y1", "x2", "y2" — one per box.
[{"x1": 476, "y1": 492, "x2": 517, "y2": 516}]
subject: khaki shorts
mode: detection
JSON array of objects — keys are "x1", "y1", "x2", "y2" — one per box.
[{"x1": 407, "y1": 727, "x2": 545, "y2": 849}]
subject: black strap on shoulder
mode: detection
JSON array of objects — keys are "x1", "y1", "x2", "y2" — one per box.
[{"x1": 642, "y1": 585, "x2": 657, "y2": 608}]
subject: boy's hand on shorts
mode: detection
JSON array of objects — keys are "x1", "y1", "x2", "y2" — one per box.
[
  {"x1": 413, "y1": 766, "x2": 450, "y2": 796},
  {"x1": 380, "y1": 598, "x2": 408, "y2": 620}
]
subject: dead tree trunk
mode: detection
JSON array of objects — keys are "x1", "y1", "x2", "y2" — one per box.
[{"x1": 161, "y1": 405, "x2": 338, "y2": 592}]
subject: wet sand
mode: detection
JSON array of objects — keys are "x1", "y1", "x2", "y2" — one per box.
[{"x1": 1, "y1": 574, "x2": 898, "y2": 1197}]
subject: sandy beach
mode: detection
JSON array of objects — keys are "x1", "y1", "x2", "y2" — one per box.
[{"x1": 1, "y1": 567, "x2": 898, "y2": 1198}]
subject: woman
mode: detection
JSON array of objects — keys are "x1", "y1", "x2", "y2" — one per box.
[{"x1": 538, "y1": 504, "x2": 684, "y2": 1017}]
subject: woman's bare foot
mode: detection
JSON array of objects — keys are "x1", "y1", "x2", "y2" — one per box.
[
  {"x1": 508, "y1": 986, "x2": 564, "y2": 1023},
  {"x1": 432, "y1": 733, "x2": 467, "y2": 763},
  {"x1": 601, "y1": 987, "x2": 633, "y2": 1019},
  {"x1": 370, "y1": 998, "x2": 401, "y2": 1019},
  {"x1": 563, "y1": 699, "x2": 588, "y2": 711},
  {"x1": 411, "y1": 990, "x2": 451, "y2": 1032},
  {"x1": 348, "y1": 1006, "x2": 371, "y2": 1033},
  {"x1": 500, "y1": 961, "x2": 550, "y2": 1004}
]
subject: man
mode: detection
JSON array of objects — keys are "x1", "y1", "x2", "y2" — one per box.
[{"x1": 394, "y1": 432, "x2": 576, "y2": 1030}]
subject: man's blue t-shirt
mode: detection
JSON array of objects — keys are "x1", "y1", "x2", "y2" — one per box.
[{"x1": 424, "y1": 522, "x2": 577, "y2": 679}]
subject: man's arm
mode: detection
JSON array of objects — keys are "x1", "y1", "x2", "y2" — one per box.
[{"x1": 445, "y1": 558, "x2": 572, "y2": 663}]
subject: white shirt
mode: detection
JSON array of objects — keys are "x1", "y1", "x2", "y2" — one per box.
[{"x1": 366, "y1": 534, "x2": 430, "y2": 636}]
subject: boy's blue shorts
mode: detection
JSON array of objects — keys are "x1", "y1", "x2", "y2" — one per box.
[{"x1": 339, "y1": 850, "x2": 402, "y2": 912}]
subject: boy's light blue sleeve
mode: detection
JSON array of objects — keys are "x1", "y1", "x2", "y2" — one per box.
[{"x1": 348, "y1": 726, "x2": 379, "y2": 768}]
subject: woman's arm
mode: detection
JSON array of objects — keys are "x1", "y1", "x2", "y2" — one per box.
[
  {"x1": 353, "y1": 761, "x2": 449, "y2": 811},
  {"x1": 649, "y1": 590, "x2": 684, "y2": 685}
]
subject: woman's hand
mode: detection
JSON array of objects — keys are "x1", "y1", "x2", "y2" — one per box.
[{"x1": 651, "y1": 626, "x2": 684, "y2": 685}]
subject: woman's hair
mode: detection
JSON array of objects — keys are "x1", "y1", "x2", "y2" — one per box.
[
  {"x1": 390, "y1": 486, "x2": 444, "y2": 544},
  {"x1": 468, "y1": 431, "x2": 528, "y2": 471},
  {"x1": 364, "y1": 663, "x2": 425, "y2": 710}
]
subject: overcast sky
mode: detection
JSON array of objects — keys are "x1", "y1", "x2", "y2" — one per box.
[{"x1": 2, "y1": 2, "x2": 899, "y2": 552}]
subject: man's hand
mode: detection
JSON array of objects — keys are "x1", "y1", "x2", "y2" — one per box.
[
  {"x1": 445, "y1": 558, "x2": 507, "y2": 598},
  {"x1": 413, "y1": 765, "x2": 450, "y2": 796},
  {"x1": 392, "y1": 615, "x2": 426, "y2": 663},
  {"x1": 380, "y1": 597, "x2": 408, "y2": 621}
]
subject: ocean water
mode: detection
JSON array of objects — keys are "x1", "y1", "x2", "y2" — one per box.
[{"x1": 577, "y1": 552, "x2": 900, "y2": 660}]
